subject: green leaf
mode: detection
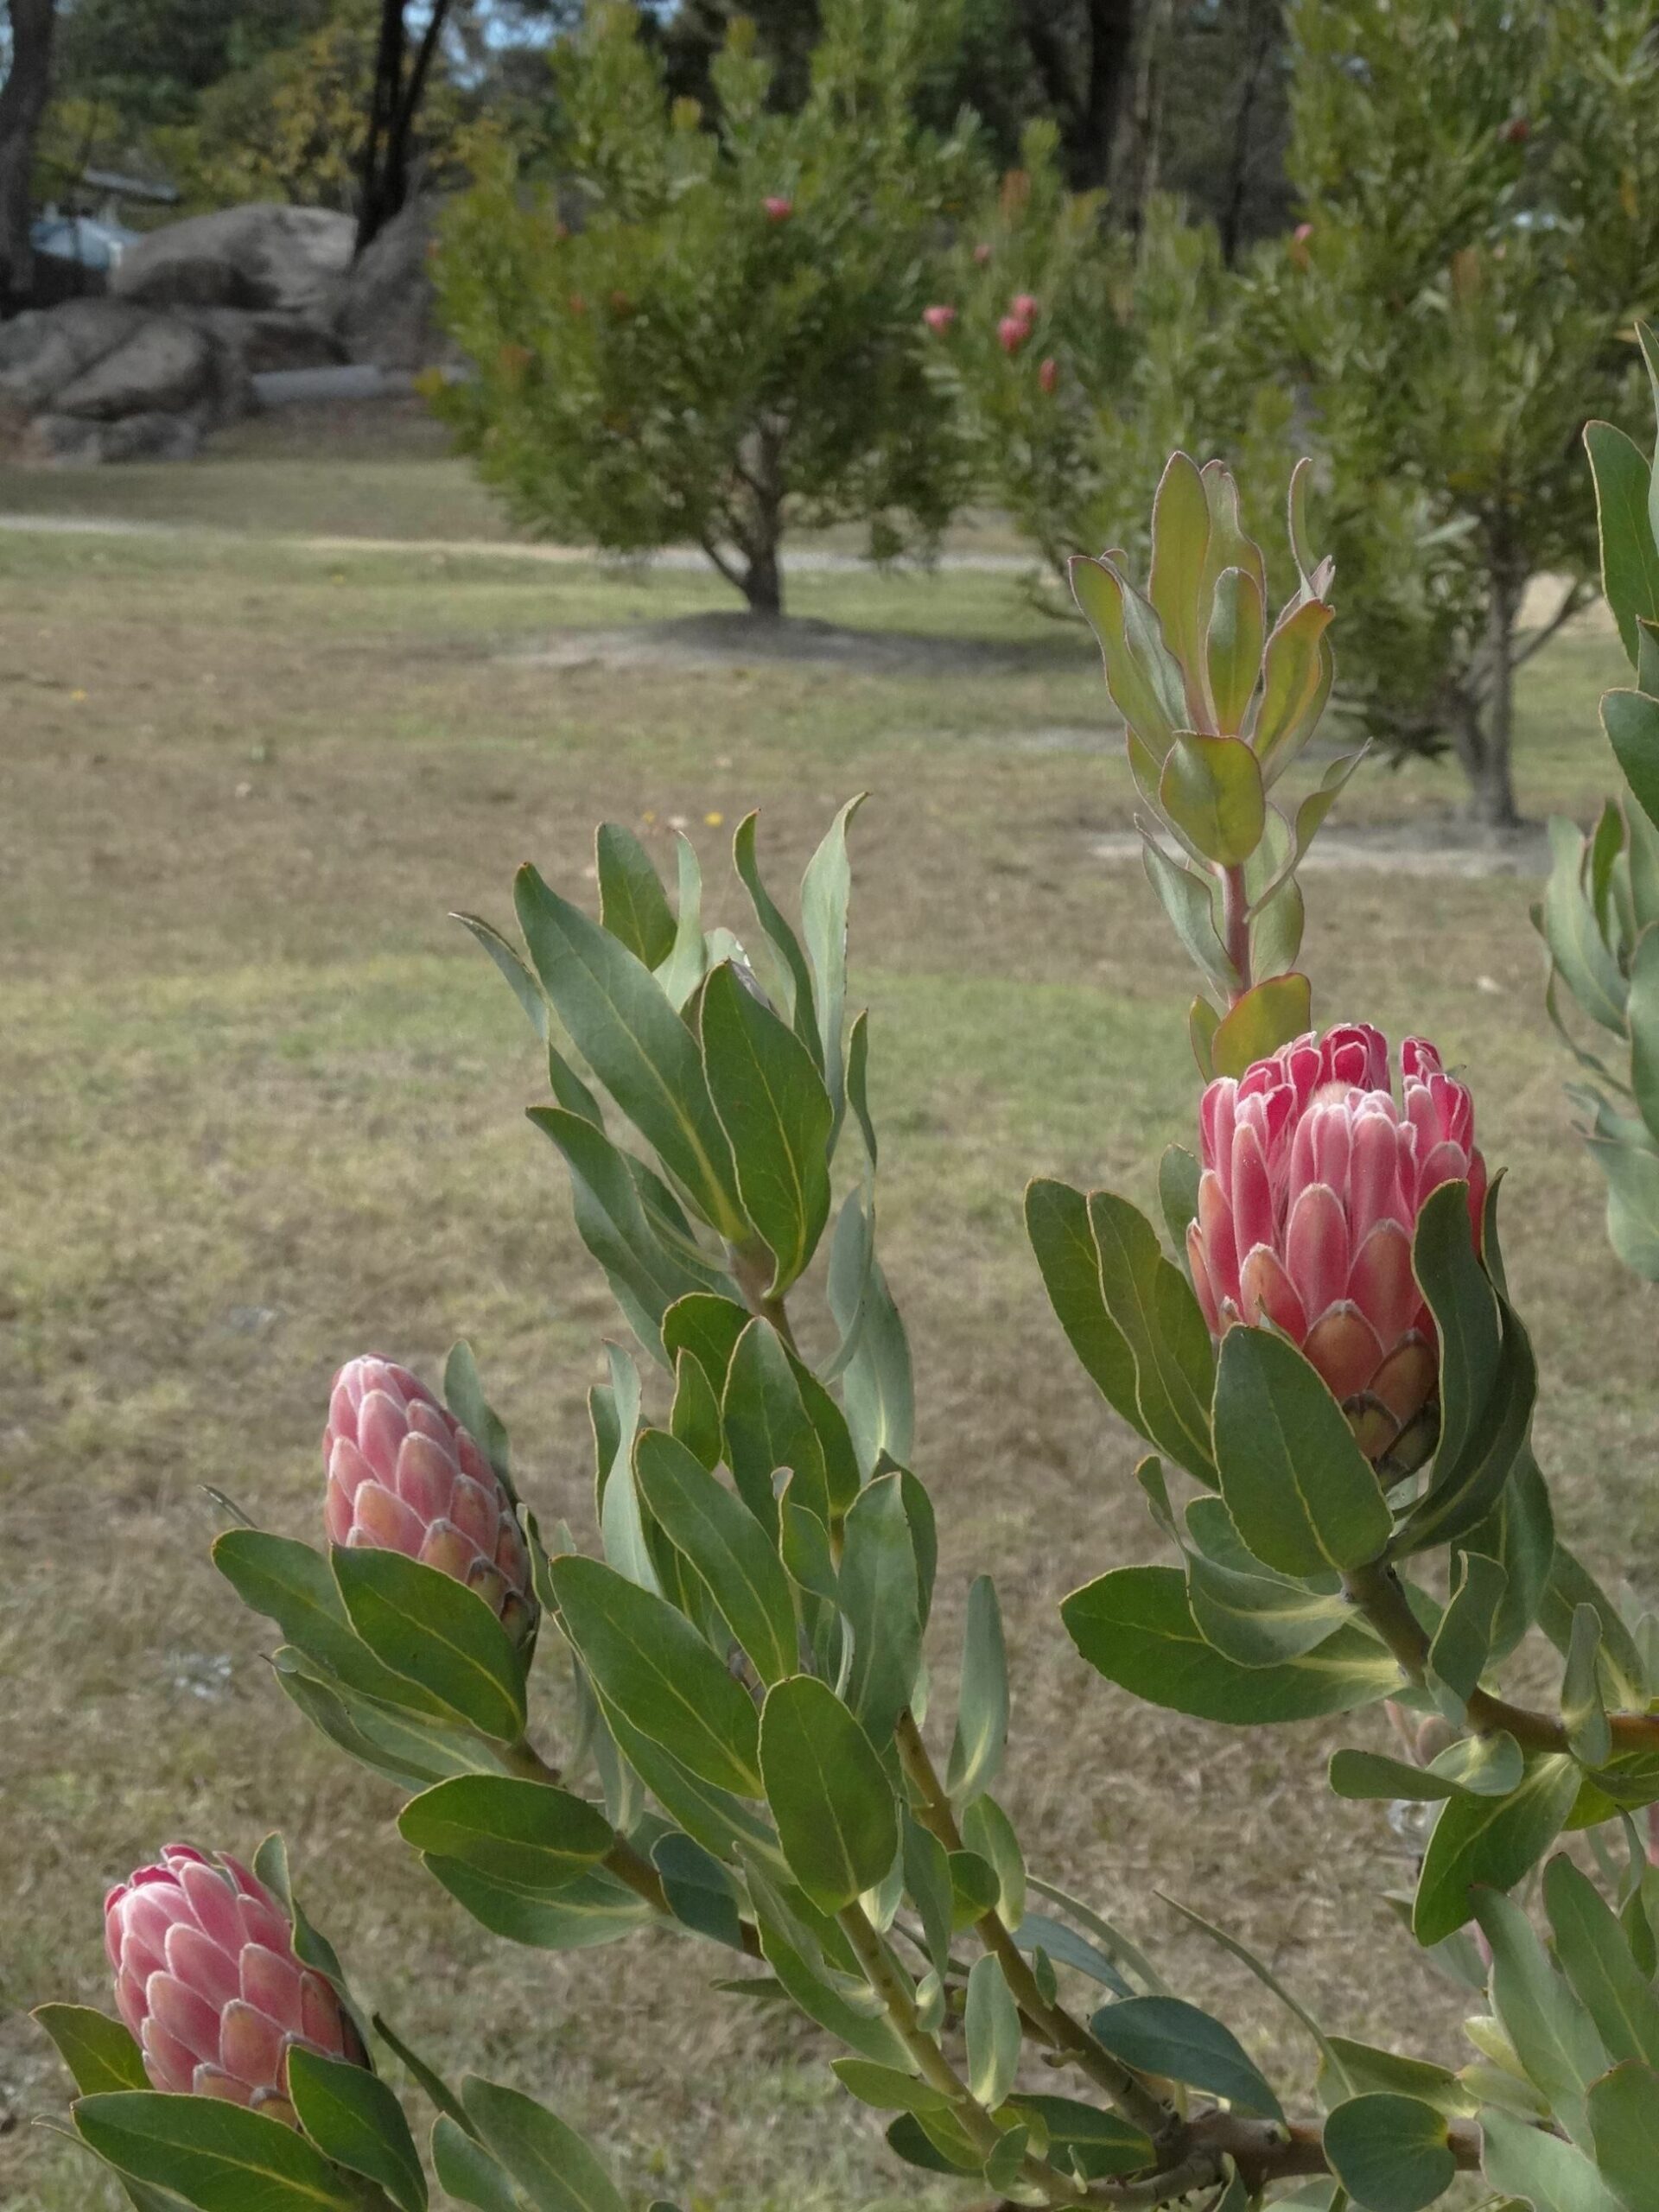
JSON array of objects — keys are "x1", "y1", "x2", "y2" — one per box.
[
  {"x1": 1209, "y1": 973, "x2": 1313, "y2": 1077},
  {"x1": 213, "y1": 1532, "x2": 449, "y2": 1719},
  {"x1": 74, "y1": 2093, "x2": 359, "y2": 2212},
  {"x1": 332, "y1": 1549, "x2": 526, "y2": 1743},
  {"x1": 965, "y1": 1956, "x2": 1020, "y2": 2111},
  {"x1": 1412, "y1": 1182, "x2": 1502, "y2": 1480},
  {"x1": 1157, "y1": 1146, "x2": 1201, "y2": 1250},
  {"x1": 668, "y1": 1350, "x2": 723, "y2": 1471},
  {"x1": 1185, "y1": 1546, "x2": 1352, "y2": 1667},
  {"x1": 1159, "y1": 734, "x2": 1266, "y2": 868},
  {"x1": 594, "y1": 1345, "x2": 656, "y2": 1592},
  {"x1": 837, "y1": 1472, "x2": 923, "y2": 1741},
  {"x1": 634, "y1": 1428, "x2": 798, "y2": 1686},
  {"x1": 1024, "y1": 1180, "x2": 1140, "y2": 1431},
  {"x1": 527, "y1": 1108, "x2": 723, "y2": 1350},
  {"x1": 1543, "y1": 815, "x2": 1635, "y2": 1029},
  {"x1": 33, "y1": 2006, "x2": 147, "y2": 2094},
  {"x1": 1466, "y1": 1449, "x2": 1555, "y2": 1662},
  {"x1": 1481, "y1": 2108, "x2": 1623, "y2": 2212},
  {"x1": 1473, "y1": 1882, "x2": 1606, "y2": 2147},
  {"x1": 721, "y1": 1316, "x2": 827, "y2": 1532},
  {"x1": 513, "y1": 864, "x2": 744, "y2": 1236},
  {"x1": 1205, "y1": 565, "x2": 1265, "y2": 734},
  {"x1": 662, "y1": 1292, "x2": 748, "y2": 1395},
  {"x1": 1211, "y1": 1328, "x2": 1391, "y2": 1579},
  {"x1": 1322, "y1": 2094, "x2": 1455, "y2": 2211},
  {"x1": 462, "y1": 2076, "x2": 626, "y2": 2212},
  {"x1": 1564, "y1": 1604, "x2": 1614, "y2": 1768},
  {"x1": 444, "y1": 1344, "x2": 515, "y2": 1498},
  {"x1": 1427, "y1": 1551, "x2": 1507, "y2": 1713},
  {"x1": 901, "y1": 1816, "x2": 953, "y2": 1976},
  {"x1": 423, "y1": 1859, "x2": 653, "y2": 1951},
  {"x1": 1063, "y1": 1566, "x2": 1399, "y2": 1724},
  {"x1": 947, "y1": 1575, "x2": 1009, "y2": 1806},
  {"x1": 1413, "y1": 1758, "x2": 1580, "y2": 1946},
  {"x1": 884, "y1": 2111, "x2": 980, "y2": 2176},
  {"x1": 550, "y1": 1554, "x2": 761, "y2": 1796},
  {"x1": 1147, "y1": 450, "x2": 1211, "y2": 699},
  {"x1": 1070, "y1": 555, "x2": 1185, "y2": 762},
  {"x1": 1430, "y1": 1732, "x2": 1525, "y2": 1798},
  {"x1": 732, "y1": 812, "x2": 820, "y2": 1059},
  {"x1": 371, "y1": 2015, "x2": 472, "y2": 2137},
  {"x1": 1086, "y1": 1996, "x2": 1283, "y2": 2120},
  {"x1": 653, "y1": 833, "x2": 706, "y2": 1009},
  {"x1": 747, "y1": 1890, "x2": 912, "y2": 2068},
  {"x1": 1393, "y1": 1299, "x2": 1538, "y2": 1557},
  {"x1": 961, "y1": 1795, "x2": 1025, "y2": 1931},
  {"x1": 949, "y1": 1849, "x2": 1001, "y2": 1928},
  {"x1": 1089, "y1": 1192, "x2": 1217, "y2": 1484},
  {"x1": 1321, "y1": 2039, "x2": 1473, "y2": 2120},
  {"x1": 1586, "y1": 422, "x2": 1659, "y2": 669},
  {"x1": 594, "y1": 823, "x2": 676, "y2": 969},
  {"x1": 287, "y1": 2049, "x2": 426, "y2": 2212},
  {"x1": 1329, "y1": 1750, "x2": 1465, "y2": 1804},
  {"x1": 1581, "y1": 1089, "x2": 1659, "y2": 1279},
  {"x1": 432, "y1": 2117, "x2": 524, "y2": 2212},
  {"x1": 1544, "y1": 1857, "x2": 1659, "y2": 2072},
  {"x1": 1588, "y1": 2060, "x2": 1659, "y2": 2211},
  {"x1": 799, "y1": 795, "x2": 865, "y2": 1131},
  {"x1": 1630, "y1": 925, "x2": 1659, "y2": 1147},
  {"x1": 1140, "y1": 836, "x2": 1239, "y2": 997},
  {"x1": 652, "y1": 1831, "x2": 746, "y2": 1948},
  {"x1": 826, "y1": 1230, "x2": 912, "y2": 1480},
  {"x1": 273, "y1": 1651, "x2": 513, "y2": 1791},
  {"x1": 397, "y1": 1775, "x2": 613, "y2": 1894},
  {"x1": 699, "y1": 963, "x2": 833, "y2": 1295},
  {"x1": 1541, "y1": 1546, "x2": 1649, "y2": 1711},
  {"x1": 830, "y1": 2059, "x2": 950, "y2": 2115},
  {"x1": 759, "y1": 1675, "x2": 898, "y2": 1914},
  {"x1": 1252, "y1": 598, "x2": 1335, "y2": 783},
  {"x1": 1005, "y1": 2094, "x2": 1153, "y2": 2179}
]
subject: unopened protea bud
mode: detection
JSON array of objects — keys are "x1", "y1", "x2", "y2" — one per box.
[
  {"x1": 763, "y1": 194, "x2": 793, "y2": 224},
  {"x1": 997, "y1": 314, "x2": 1028, "y2": 355},
  {"x1": 1188, "y1": 1026, "x2": 1487, "y2": 1461},
  {"x1": 972, "y1": 241, "x2": 993, "y2": 266},
  {"x1": 105, "y1": 1845, "x2": 363, "y2": 2123},
  {"x1": 922, "y1": 303, "x2": 957, "y2": 334},
  {"x1": 324, "y1": 1356, "x2": 535, "y2": 1642},
  {"x1": 1038, "y1": 355, "x2": 1058, "y2": 394}
]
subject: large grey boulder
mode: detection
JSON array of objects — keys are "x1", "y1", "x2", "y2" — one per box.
[
  {"x1": 336, "y1": 196, "x2": 456, "y2": 369},
  {"x1": 0, "y1": 296, "x2": 250, "y2": 461},
  {"x1": 112, "y1": 203, "x2": 356, "y2": 319},
  {"x1": 177, "y1": 305, "x2": 344, "y2": 375}
]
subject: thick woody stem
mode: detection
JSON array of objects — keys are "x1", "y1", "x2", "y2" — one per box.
[
  {"x1": 893, "y1": 1710, "x2": 1180, "y2": 2152},
  {"x1": 1343, "y1": 1558, "x2": 1659, "y2": 1758},
  {"x1": 1220, "y1": 863, "x2": 1252, "y2": 1003}
]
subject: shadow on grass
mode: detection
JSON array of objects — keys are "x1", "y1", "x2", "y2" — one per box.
[{"x1": 511, "y1": 607, "x2": 1094, "y2": 678}]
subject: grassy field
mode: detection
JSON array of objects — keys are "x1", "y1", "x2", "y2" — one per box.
[{"x1": 2, "y1": 437, "x2": 1654, "y2": 2212}]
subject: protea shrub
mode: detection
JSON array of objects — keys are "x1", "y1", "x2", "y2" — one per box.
[
  {"x1": 1187, "y1": 1025, "x2": 1486, "y2": 1461},
  {"x1": 105, "y1": 1846, "x2": 363, "y2": 2124},
  {"x1": 323, "y1": 1355, "x2": 535, "y2": 1641}
]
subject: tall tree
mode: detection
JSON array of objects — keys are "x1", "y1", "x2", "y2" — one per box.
[
  {"x1": 356, "y1": 0, "x2": 456, "y2": 250},
  {"x1": 0, "y1": 0, "x2": 55, "y2": 308}
]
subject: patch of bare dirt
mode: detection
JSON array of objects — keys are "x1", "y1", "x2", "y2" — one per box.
[{"x1": 511, "y1": 609, "x2": 1078, "y2": 677}]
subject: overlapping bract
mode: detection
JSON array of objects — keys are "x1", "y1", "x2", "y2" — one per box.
[
  {"x1": 1189, "y1": 1024, "x2": 1486, "y2": 1459},
  {"x1": 324, "y1": 1355, "x2": 534, "y2": 1642},
  {"x1": 105, "y1": 1845, "x2": 360, "y2": 2124}
]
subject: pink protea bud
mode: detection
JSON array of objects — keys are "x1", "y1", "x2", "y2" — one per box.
[
  {"x1": 922, "y1": 303, "x2": 957, "y2": 334},
  {"x1": 996, "y1": 314, "x2": 1028, "y2": 354},
  {"x1": 1288, "y1": 220, "x2": 1313, "y2": 270},
  {"x1": 1187, "y1": 1026, "x2": 1488, "y2": 1461},
  {"x1": 1010, "y1": 291, "x2": 1039, "y2": 321},
  {"x1": 324, "y1": 1356, "x2": 535, "y2": 1642},
  {"x1": 1038, "y1": 354, "x2": 1058, "y2": 394},
  {"x1": 105, "y1": 1845, "x2": 363, "y2": 2124},
  {"x1": 972, "y1": 242, "x2": 993, "y2": 265},
  {"x1": 763, "y1": 195, "x2": 793, "y2": 224}
]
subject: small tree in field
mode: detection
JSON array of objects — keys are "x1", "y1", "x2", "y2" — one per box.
[
  {"x1": 435, "y1": 0, "x2": 982, "y2": 617},
  {"x1": 1260, "y1": 0, "x2": 1659, "y2": 827}
]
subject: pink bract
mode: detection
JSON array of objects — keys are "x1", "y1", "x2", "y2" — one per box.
[
  {"x1": 324, "y1": 1355, "x2": 535, "y2": 1641},
  {"x1": 1187, "y1": 1024, "x2": 1487, "y2": 1460},
  {"x1": 105, "y1": 1844, "x2": 361, "y2": 2124}
]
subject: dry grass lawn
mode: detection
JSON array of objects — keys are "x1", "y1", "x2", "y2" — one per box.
[{"x1": 2, "y1": 431, "x2": 1655, "y2": 2210}]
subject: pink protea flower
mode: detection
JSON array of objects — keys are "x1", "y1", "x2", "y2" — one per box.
[
  {"x1": 1188, "y1": 1025, "x2": 1487, "y2": 1461},
  {"x1": 1038, "y1": 354, "x2": 1059, "y2": 394},
  {"x1": 997, "y1": 314, "x2": 1028, "y2": 355},
  {"x1": 324, "y1": 1356, "x2": 534, "y2": 1642},
  {"x1": 1010, "y1": 291, "x2": 1039, "y2": 322},
  {"x1": 763, "y1": 195, "x2": 794, "y2": 224},
  {"x1": 972, "y1": 242, "x2": 993, "y2": 266},
  {"x1": 922, "y1": 303, "x2": 958, "y2": 334},
  {"x1": 105, "y1": 1845, "x2": 362, "y2": 2123}
]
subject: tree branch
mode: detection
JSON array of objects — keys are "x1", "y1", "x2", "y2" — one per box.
[{"x1": 1512, "y1": 578, "x2": 1590, "y2": 671}]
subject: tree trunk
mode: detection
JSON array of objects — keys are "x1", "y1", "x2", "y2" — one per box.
[
  {"x1": 741, "y1": 538, "x2": 783, "y2": 618},
  {"x1": 355, "y1": 0, "x2": 453, "y2": 257},
  {"x1": 1111, "y1": 0, "x2": 1173, "y2": 229},
  {"x1": 1471, "y1": 568, "x2": 1522, "y2": 830},
  {"x1": 1020, "y1": 0, "x2": 1138, "y2": 193},
  {"x1": 0, "y1": 0, "x2": 56, "y2": 312}
]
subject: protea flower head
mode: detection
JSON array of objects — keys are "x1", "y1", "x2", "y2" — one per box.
[
  {"x1": 105, "y1": 1844, "x2": 363, "y2": 2122},
  {"x1": 763, "y1": 194, "x2": 793, "y2": 224},
  {"x1": 922, "y1": 303, "x2": 958, "y2": 334},
  {"x1": 997, "y1": 314, "x2": 1029, "y2": 354},
  {"x1": 1188, "y1": 1025, "x2": 1487, "y2": 1462},
  {"x1": 324, "y1": 1356, "x2": 535, "y2": 1642},
  {"x1": 1038, "y1": 355, "x2": 1059, "y2": 394}
]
